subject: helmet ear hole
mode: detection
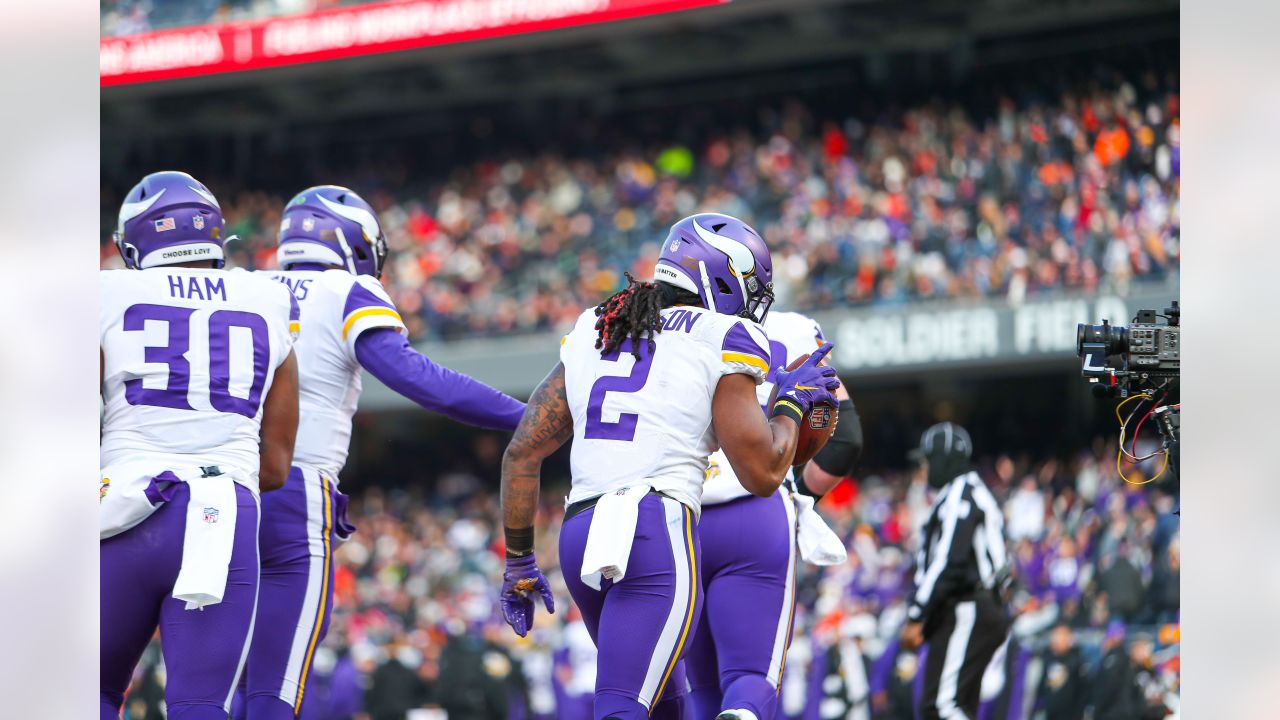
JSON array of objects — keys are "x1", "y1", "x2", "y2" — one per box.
[
  {"x1": 353, "y1": 245, "x2": 368, "y2": 261},
  {"x1": 714, "y1": 278, "x2": 732, "y2": 295}
]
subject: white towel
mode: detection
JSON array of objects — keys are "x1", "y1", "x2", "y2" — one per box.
[
  {"x1": 100, "y1": 461, "x2": 171, "y2": 540},
  {"x1": 172, "y1": 473, "x2": 241, "y2": 610},
  {"x1": 580, "y1": 484, "x2": 652, "y2": 591},
  {"x1": 791, "y1": 492, "x2": 848, "y2": 566}
]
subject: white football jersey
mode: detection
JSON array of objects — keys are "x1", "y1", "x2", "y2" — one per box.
[
  {"x1": 100, "y1": 268, "x2": 299, "y2": 476},
  {"x1": 264, "y1": 269, "x2": 407, "y2": 479},
  {"x1": 560, "y1": 305, "x2": 771, "y2": 513},
  {"x1": 701, "y1": 310, "x2": 826, "y2": 506}
]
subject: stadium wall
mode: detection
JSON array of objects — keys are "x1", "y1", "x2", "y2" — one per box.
[{"x1": 357, "y1": 282, "x2": 1178, "y2": 407}]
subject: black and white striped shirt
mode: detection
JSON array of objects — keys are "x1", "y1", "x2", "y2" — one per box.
[{"x1": 907, "y1": 471, "x2": 1007, "y2": 623}]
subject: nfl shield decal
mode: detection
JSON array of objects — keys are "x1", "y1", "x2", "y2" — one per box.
[
  {"x1": 193, "y1": 215, "x2": 205, "y2": 230},
  {"x1": 203, "y1": 506, "x2": 220, "y2": 524}
]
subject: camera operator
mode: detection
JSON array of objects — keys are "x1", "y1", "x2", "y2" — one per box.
[{"x1": 900, "y1": 422, "x2": 1012, "y2": 720}]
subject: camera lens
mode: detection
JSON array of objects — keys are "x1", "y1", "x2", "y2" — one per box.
[{"x1": 1076, "y1": 322, "x2": 1128, "y2": 356}]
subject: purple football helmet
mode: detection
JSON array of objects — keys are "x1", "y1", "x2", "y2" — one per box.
[
  {"x1": 277, "y1": 185, "x2": 387, "y2": 277},
  {"x1": 114, "y1": 171, "x2": 226, "y2": 269},
  {"x1": 653, "y1": 213, "x2": 774, "y2": 322}
]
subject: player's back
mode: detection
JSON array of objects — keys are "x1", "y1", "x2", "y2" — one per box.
[
  {"x1": 100, "y1": 267, "x2": 298, "y2": 475},
  {"x1": 560, "y1": 304, "x2": 770, "y2": 511},
  {"x1": 264, "y1": 269, "x2": 405, "y2": 478},
  {"x1": 701, "y1": 310, "x2": 826, "y2": 504}
]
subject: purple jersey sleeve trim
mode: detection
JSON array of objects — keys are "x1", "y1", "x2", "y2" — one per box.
[
  {"x1": 721, "y1": 322, "x2": 770, "y2": 365},
  {"x1": 355, "y1": 328, "x2": 526, "y2": 431},
  {"x1": 343, "y1": 279, "x2": 394, "y2": 318}
]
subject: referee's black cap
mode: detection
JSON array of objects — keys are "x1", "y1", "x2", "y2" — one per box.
[{"x1": 909, "y1": 422, "x2": 973, "y2": 463}]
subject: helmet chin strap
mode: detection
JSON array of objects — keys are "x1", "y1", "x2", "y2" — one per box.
[
  {"x1": 731, "y1": 269, "x2": 749, "y2": 314},
  {"x1": 114, "y1": 233, "x2": 139, "y2": 269},
  {"x1": 697, "y1": 260, "x2": 718, "y2": 313},
  {"x1": 333, "y1": 227, "x2": 359, "y2": 274}
]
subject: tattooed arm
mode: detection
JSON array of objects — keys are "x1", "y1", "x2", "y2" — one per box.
[{"x1": 501, "y1": 362, "x2": 574, "y2": 556}]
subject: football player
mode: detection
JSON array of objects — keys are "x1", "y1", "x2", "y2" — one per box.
[
  {"x1": 236, "y1": 185, "x2": 526, "y2": 720},
  {"x1": 685, "y1": 309, "x2": 863, "y2": 720},
  {"x1": 497, "y1": 213, "x2": 840, "y2": 720},
  {"x1": 101, "y1": 171, "x2": 300, "y2": 720}
]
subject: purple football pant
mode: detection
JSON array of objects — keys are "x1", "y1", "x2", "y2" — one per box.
[
  {"x1": 685, "y1": 492, "x2": 798, "y2": 720},
  {"x1": 100, "y1": 481, "x2": 260, "y2": 720},
  {"x1": 559, "y1": 494, "x2": 702, "y2": 720},
  {"x1": 236, "y1": 466, "x2": 350, "y2": 720}
]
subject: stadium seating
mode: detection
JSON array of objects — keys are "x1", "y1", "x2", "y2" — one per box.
[{"x1": 100, "y1": 85, "x2": 1180, "y2": 343}]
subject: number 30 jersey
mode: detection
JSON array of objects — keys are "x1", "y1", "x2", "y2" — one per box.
[
  {"x1": 560, "y1": 304, "x2": 771, "y2": 513},
  {"x1": 100, "y1": 268, "x2": 299, "y2": 476}
]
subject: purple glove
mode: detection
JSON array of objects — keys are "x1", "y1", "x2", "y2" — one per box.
[
  {"x1": 773, "y1": 342, "x2": 840, "y2": 415},
  {"x1": 500, "y1": 554, "x2": 555, "y2": 637}
]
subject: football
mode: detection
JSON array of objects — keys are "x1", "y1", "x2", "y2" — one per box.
[{"x1": 767, "y1": 352, "x2": 839, "y2": 466}]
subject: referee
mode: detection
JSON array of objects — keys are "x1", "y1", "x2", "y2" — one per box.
[{"x1": 900, "y1": 422, "x2": 1011, "y2": 720}]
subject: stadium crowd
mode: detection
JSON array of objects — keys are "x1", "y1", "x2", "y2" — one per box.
[
  {"x1": 101, "y1": 76, "x2": 1180, "y2": 342},
  {"x1": 101, "y1": 0, "x2": 355, "y2": 35},
  {"x1": 118, "y1": 438, "x2": 1179, "y2": 719}
]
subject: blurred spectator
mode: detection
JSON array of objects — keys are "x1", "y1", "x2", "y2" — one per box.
[
  {"x1": 1130, "y1": 634, "x2": 1173, "y2": 719},
  {"x1": 1006, "y1": 476, "x2": 1047, "y2": 541},
  {"x1": 1096, "y1": 544, "x2": 1147, "y2": 622},
  {"x1": 365, "y1": 635, "x2": 432, "y2": 720},
  {"x1": 434, "y1": 625, "x2": 516, "y2": 720},
  {"x1": 1087, "y1": 621, "x2": 1138, "y2": 720},
  {"x1": 1035, "y1": 624, "x2": 1087, "y2": 720},
  {"x1": 1148, "y1": 535, "x2": 1180, "y2": 624}
]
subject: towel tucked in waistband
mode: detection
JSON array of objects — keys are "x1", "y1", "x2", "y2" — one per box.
[{"x1": 578, "y1": 484, "x2": 653, "y2": 591}]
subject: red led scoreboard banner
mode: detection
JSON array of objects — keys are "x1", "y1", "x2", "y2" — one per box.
[{"x1": 101, "y1": 0, "x2": 725, "y2": 86}]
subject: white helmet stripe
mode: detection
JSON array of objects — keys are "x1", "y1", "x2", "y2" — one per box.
[
  {"x1": 692, "y1": 219, "x2": 756, "y2": 275},
  {"x1": 117, "y1": 187, "x2": 166, "y2": 233},
  {"x1": 187, "y1": 184, "x2": 221, "y2": 209},
  {"x1": 318, "y1": 194, "x2": 381, "y2": 242}
]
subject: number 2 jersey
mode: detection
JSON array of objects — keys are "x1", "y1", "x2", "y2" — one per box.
[
  {"x1": 263, "y1": 269, "x2": 407, "y2": 479},
  {"x1": 701, "y1": 310, "x2": 827, "y2": 506},
  {"x1": 559, "y1": 304, "x2": 772, "y2": 513},
  {"x1": 100, "y1": 268, "x2": 299, "y2": 476}
]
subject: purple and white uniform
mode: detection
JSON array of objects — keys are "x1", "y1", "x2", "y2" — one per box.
[
  {"x1": 557, "y1": 304, "x2": 772, "y2": 720},
  {"x1": 686, "y1": 310, "x2": 837, "y2": 720},
  {"x1": 238, "y1": 268, "x2": 524, "y2": 720},
  {"x1": 232, "y1": 269, "x2": 398, "y2": 719},
  {"x1": 100, "y1": 267, "x2": 298, "y2": 720},
  {"x1": 238, "y1": 184, "x2": 524, "y2": 720}
]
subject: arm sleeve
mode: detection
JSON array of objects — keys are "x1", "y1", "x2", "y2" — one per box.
[
  {"x1": 355, "y1": 327, "x2": 526, "y2": 431},
  {"x1": 341, "y1": 275, "x2": 407, "y2": 359},
  {"x1": 811, "y1": 398, "x2": 863, "y2": 478},
  {"x1": 719, "y1": 320, "x2": 771, "y2": 384}
]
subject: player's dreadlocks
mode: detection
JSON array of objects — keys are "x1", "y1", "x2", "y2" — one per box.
[{"x1": 595, "y1": 272, "x2": 701, "y2": 359}]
